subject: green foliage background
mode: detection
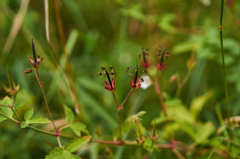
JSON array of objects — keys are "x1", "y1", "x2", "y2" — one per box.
[{"x1": 1, "y1": 0, "x2": 240, "y2": 158}]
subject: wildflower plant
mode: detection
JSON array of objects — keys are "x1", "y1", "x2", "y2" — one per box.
[{"x1": 0, "y1": 0, "x2": 238, "y2": 158}]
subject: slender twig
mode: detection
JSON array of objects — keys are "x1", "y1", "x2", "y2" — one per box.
[
  {"x1": 172, "y1": 149, "x2": 186, "y2": 159},
  {"x1": 0, "y1": 111, "x2": 72, "y2": 139},
  {"x1": 9, "y1": 95, "x2": 20, "y2": 120},
  {"x1": 0, "y1": 104, "x2": 10, "y2": 107},
  {"x1": 120, "y1": 88, "x2": 135, "y2": 107},
  {"x1": 176, "y1": 69, "x2": 192, "y2": 97},
  {"x1": 151, "y1": 76, "x2": 167, "y2": 117},
  {"x1": 0, "y1": 111, "x2": 187, "y2": 157},
  {"x1": 33, "y1": 68, "x2": 63, "y2": 148},
  {"x1": 112, "y1": 92, "x2": 122, "y2": 140}
]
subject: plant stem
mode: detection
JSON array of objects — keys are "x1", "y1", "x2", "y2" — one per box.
[
  {"x1": 10, "y1": 95, "x2": 21, "y2": 120},
  {"x1": 120, "y1": 88, "x2": 135, "y2": 107},
  {"x1": 112, "y1": 92, "x2": 122, "y2": 140},
  {"x1": 0, "y1": 112, "x2": 72, "y2": 139},
  {"x1": 172, "y1": 149, "x2": 186, "y2": 159},
  {"x1": 33, "y1": 68, "x2": 63, "y2": 148},
  {"x1": 0, "y1": 111, "x2": 187, "y2": 157},
  {"x1": 152, "y1": 76, "x2": 167, "y2": 117},
  {"x1": 0, "y1": 104, "x2": 10, "y2": 107},
  {"x1": 219, "y1": 0, "x2": 232, "y2": 150},
  {"x1": 219, "y1": 0, "x2": 230, "y2": 118}
]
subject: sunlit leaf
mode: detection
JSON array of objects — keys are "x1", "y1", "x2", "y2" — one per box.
[
  {"x1": 158, "y1": 13, "x2": 176, "y2": 33},
  {"x1": 66, "y1": 136, "x2": 91, "y2": 153},
  {"x1": 70, "y1": 122, "x2": 89, "y2": 136},
  {"x1": 64, "y1": 105, "x2": 74, "y2": 124},
  {"x1": 45, "y1": 147, "x2": 81, "y2": 159},
  {"x1": 190, "y1": 91, "x2": 214, "y2": 119},
  {"x1": 0, "y1": 96, "x2": 13, "y2": 120},
  {"x1": 24, "y1": 107, "x2": 34, "y2": 121}
]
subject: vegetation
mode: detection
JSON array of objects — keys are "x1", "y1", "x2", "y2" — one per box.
[{"x1": 0, "y1": 0, "x2": 240, "y2": 158}]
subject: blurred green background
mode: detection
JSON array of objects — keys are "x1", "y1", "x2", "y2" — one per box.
[{"x1": 1, "y1": 0, "x2": 240, "y2": 158}]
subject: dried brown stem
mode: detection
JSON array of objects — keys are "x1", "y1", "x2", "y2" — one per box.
[
  {"x1": 44, "y1": 0, "x2": 50, "y2": 43},
  {"x1": 3, "y1": 0, "x2": 30, "y2": 54}
]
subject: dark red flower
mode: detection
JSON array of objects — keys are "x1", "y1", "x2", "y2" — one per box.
[
  {"x1": 104, "y1": 78, "x2": 115, "y2": 91},
  {"x1": 141, "y1": 60, "x2": 150, "y2": 68},
  {"x1": 156, "y1": 62, "x2": 165, "y2": 71},
  {"x1": 129, "y1": 65, "x2": 142, "y2": 89},
  {"x1": 156, "y1": 49, "x2": 170, "y2": 71},
  {"x1": 140, "y1": 48, "x2": 150, "y2": 69},
  {"x1": 28, "y1": 56, "x2": 43, "y2": 68},
  {"x1": 28, "y1": 40, "x2": 43, "y2": 68},
  {"x1": 130, "y1": 77, "x2": 141, "y2": 88},
  {"x1": 99, "y1": 66, "x2": 116, "y2": 92}
]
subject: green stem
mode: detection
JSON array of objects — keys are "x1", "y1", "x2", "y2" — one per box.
[
  {"x1": 219, "y1": 0, "x2": 232, "y2": 150},
  {"x1": 112, "y1": 92, "x2": 122, "y2": 140},
  {"x1": 219, "y1": 0, "x2": 230, "y2": 117}
]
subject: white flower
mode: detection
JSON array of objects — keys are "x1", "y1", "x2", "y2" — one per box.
[{"x1": 140, "y1": 75, "x2": 152, "y2": 90}]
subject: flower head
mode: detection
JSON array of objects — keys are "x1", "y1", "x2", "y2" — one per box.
[
  {"x1": 3, "y1": 72, "x2": 20, "y2": 96},
  {"x1": 130, "y1": 65, "x2": 142, "y2": 89},
  {"x1": 140, "y1": 48, "x2": 150, "y2": 69},
  {"x1": 127, "y1": 65, "x2": 142, "y2": 89},
  {"x1": 156, "y1": 49, "x2": 170, "y2": 71},
  {"x1": 25, "y1": 40, "x2": 43, "y2": 74},
  {"x1": 99, "y1": 66, "x2": 116, "y2": 92}
]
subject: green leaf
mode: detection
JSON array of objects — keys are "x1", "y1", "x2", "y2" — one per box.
[
  {"x1": 172, "y1": 41, "x2": 194, "y2": 54},
  {"x1": 167, "y1": 104, "x2": 194, "y2": 124},
  {"x1": 121, "y1": 4, "x2": 145, "y2": 21},
  {"x1": 60, "y1": 29, "x2": 79, "y2": 68},
  {"x1": 24, "y1": 107, "x2": 34, "y2": 121},
  {"x1": 66, "y1": 29, "x2": 79, "y2": 55},
  {"x1": 70, "y1": 122, "x2": 89, "y2": 136},
  {"x1": 158, "y1": 13, "x2": 176, "y2": 33},
  {"x1": 27, "y1": 117, "x2": 50, "y2": 124},
  {"x1": 195, "y1": 122, "x2": 215, "y2": 143},
  {"x1": 66, "y1": 136, "x2": 91, "y2": 153},
  {"x1": 190, "y1": 91, "x2": 214, "y2": 119},
  {"x1": 143, "y1": 137, "x2": 154, "y2": 152},
  {"x1": 0, "y1": 115, "x2": 7, "y2": 123},
  {"x1": 0, "y1": 96, "x2": 13, "y2": 119},
  {"x1": 64, "y1": 105, "x2": 75, "y2": 124},
  {"x1": 45, "y1": 148, "x2": 81, "y2": 159}
]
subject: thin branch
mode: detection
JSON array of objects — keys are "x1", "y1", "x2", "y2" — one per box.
[
  {"x1": 33, "y1": 68, "x2": 63, "y2": 148},
  {"x1": 0, "y1": 104, "x2": 10, "y2": 107},
  {"x1": 151, "y1": 75, "x2": 168, "y2": 117},
  {"x1": 172, "y1": 149, "x2": 186, "y2": 159},
  {"x1": 112, "y1": 92, "x2": 122, "y2": 140},
  {"x1": 120, "y1": 88, "x2": 135, "y2": 107}
]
